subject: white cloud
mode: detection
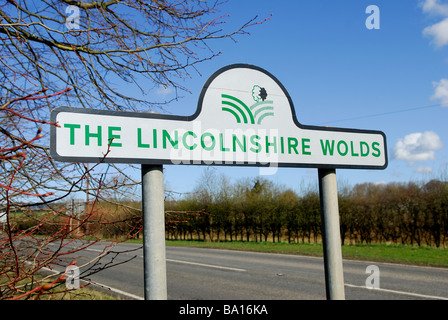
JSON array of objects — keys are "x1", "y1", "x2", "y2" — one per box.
[
  {"x1": 421, "y1": 0, "x2": 448, "y2": 16},
  {"x1": 431, "y1": 78, "x2": 448, "y2": 106},
  {"x1": 393, "y1": 131, "x2": 443, "y2": 163},
  {"x1": 423, "y1": 17, "x2": 448, "y2": 47},
  {"x1": 416, "y1": 166, "x2": 434, "y2": 174},
  {"x1": 156, "y1": 86, "x2": 174, "y2": 96},
  {"x1": 421, "y1": 1, "x2": 448, "y2": 47}
]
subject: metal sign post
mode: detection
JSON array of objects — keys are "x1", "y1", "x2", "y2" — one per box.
[
  {"x1": 141, "y1": 164, "x2": 167, "y2": 300},
  {"x1": 318, "y1": 168, "x2": 345, "y2": 300}
]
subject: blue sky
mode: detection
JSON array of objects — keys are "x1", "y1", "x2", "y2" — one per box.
[{"x1": 141, "y1": 0, "x2": 448, "y2": 195}]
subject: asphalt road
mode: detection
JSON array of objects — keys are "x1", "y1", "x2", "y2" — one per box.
[{"x1": 45, "y1": 241, "x2": 448, "y2": 300}]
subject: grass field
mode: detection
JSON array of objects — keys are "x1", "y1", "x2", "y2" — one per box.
[{"x1": 165, "y1": 240, "x2": 448, "y2": 268}]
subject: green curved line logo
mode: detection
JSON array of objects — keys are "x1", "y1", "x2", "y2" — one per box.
[{"x1": 221, "y1": 85, "x2": 274, "y2": 125}]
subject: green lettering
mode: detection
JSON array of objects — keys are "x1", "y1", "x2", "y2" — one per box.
[
  {"x1": 182, "y1": 131, "x2": 197, "y2": 150},
  {"x1": 201, "y1": 132, "x2": 215, "y2": 151},
  {"x1": 302, "y1": 138, "x2": 311, "y2": 155},
  {"x1": 360, "y1": 141, "x2": 370, "y2": 157},
  {"x1": 266, "y1": 136, "x2": 277, "y2": 154},
  {"x1": 372, "y1": 142, "x2": 381, "y2": 157},
  {"x1": 108, "y1": 126, "x2": 122, "y2": 147},
  {"x1": 350, "y1": 141, "x2": 359, "y2": 157},
  {"x1": 320, "y1": 139, "x2": 335, "y2": 156},
  {"x1": 85, "y1": 125, "x2": 102, "y2": 146},
  {"x1": 138, "y1": 128, "x2": 149, "y2": 148},
  {"x1": 162, "y1": 130, "x2": 178, "y2": 149},
  {"x1": 153, "y1": 129, "x2": 158, "y2": 148},
  {"x1": 63, "y1": 123, "x2": 81, "y2": 145},
  {"x1": 337, "y1": 140, "x2": 348, "y2": 156},
  {"x1": 288, "y1": 137, "x2": 299, "y2": 155},
  {"x1": 232, "y1": 135, "x2": 246, "y2": 152},
  {"x1": 250, "y1": 135, "x2": 261, "y2": 153},
  {"x1": 219, "y1": 133, "x2": 230, "y2": 152},
  {"x1": 280, "y1": 137, "x2": 285, "y2": 154}
]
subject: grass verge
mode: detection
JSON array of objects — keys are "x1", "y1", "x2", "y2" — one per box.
[
  {"x1": 3, "y1": 272, "x2": 118, "y2": 300},
  {"x1": 165, "y1": 240, "x2": 448, "y2": 268}
]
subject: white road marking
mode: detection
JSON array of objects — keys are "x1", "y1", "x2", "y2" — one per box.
[
  {"x1": 345, "y1": 283, "x2": 448, "y2": 300},
  {"x1": 166, "y1": 258, "x2": 247, "y2": 272},
  {"x1": 40, "y1": 265, "x2": 143, "y2": 300},
  {"x1": 85, "y1": 248, "x2": 106, "y2": 253},
  {"x1": 86, "y1": 279, "x2": 144, "y2": 300}
]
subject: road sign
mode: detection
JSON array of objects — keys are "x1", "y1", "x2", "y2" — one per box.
[
  {"x1": 50, "y1": 64, "x2": 387, "y2": 170},
  {"x1": 50, "y1": 64, "x2": 388, "y2": 301}
]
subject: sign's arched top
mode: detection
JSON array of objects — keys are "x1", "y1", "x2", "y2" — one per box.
[
  {"x1": 193, "y1": 64, "x2": 298, "y2": 128},
  {"x1": 50, "y1": 64, "x2": 388, "y2": 170}
]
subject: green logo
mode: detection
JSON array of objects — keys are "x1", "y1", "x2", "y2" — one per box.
[{"x1": 221, "y1": 85, "x2": 274, "y2": 125}]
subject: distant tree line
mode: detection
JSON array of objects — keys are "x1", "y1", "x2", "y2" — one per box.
[
  {"x1": 165, "y1": 170, "x2": 448, "y2": 248},
  {"x1": 9, "y1": 172, "x2": 447, "y2": 248}
]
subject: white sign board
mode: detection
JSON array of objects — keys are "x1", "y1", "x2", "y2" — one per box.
[{"x1": 50, "y1": 64, "x2": 387, "y2": 170}]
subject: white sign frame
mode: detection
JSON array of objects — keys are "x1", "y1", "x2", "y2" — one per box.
[{"x1": 50, "y1": 64, "x2": 388, "y2": 170}]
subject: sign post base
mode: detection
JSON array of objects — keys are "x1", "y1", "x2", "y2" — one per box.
[
  {"x1": 142, "y1": 164, "x2": 167, "y2": 300},
  {"x1": 318, "y1": 168, "x2": 345, "y2": 300}
]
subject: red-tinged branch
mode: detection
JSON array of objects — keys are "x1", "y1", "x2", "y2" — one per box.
[
  {"x1": 0, "y1": 183, "x2": 54, "y2": 197},
  {"x1": 3, "y1": 108, "x2": 60, "y2": 126},
  {"x1": 0, "y1": 87, "x2": 72, "y2": 110}
]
